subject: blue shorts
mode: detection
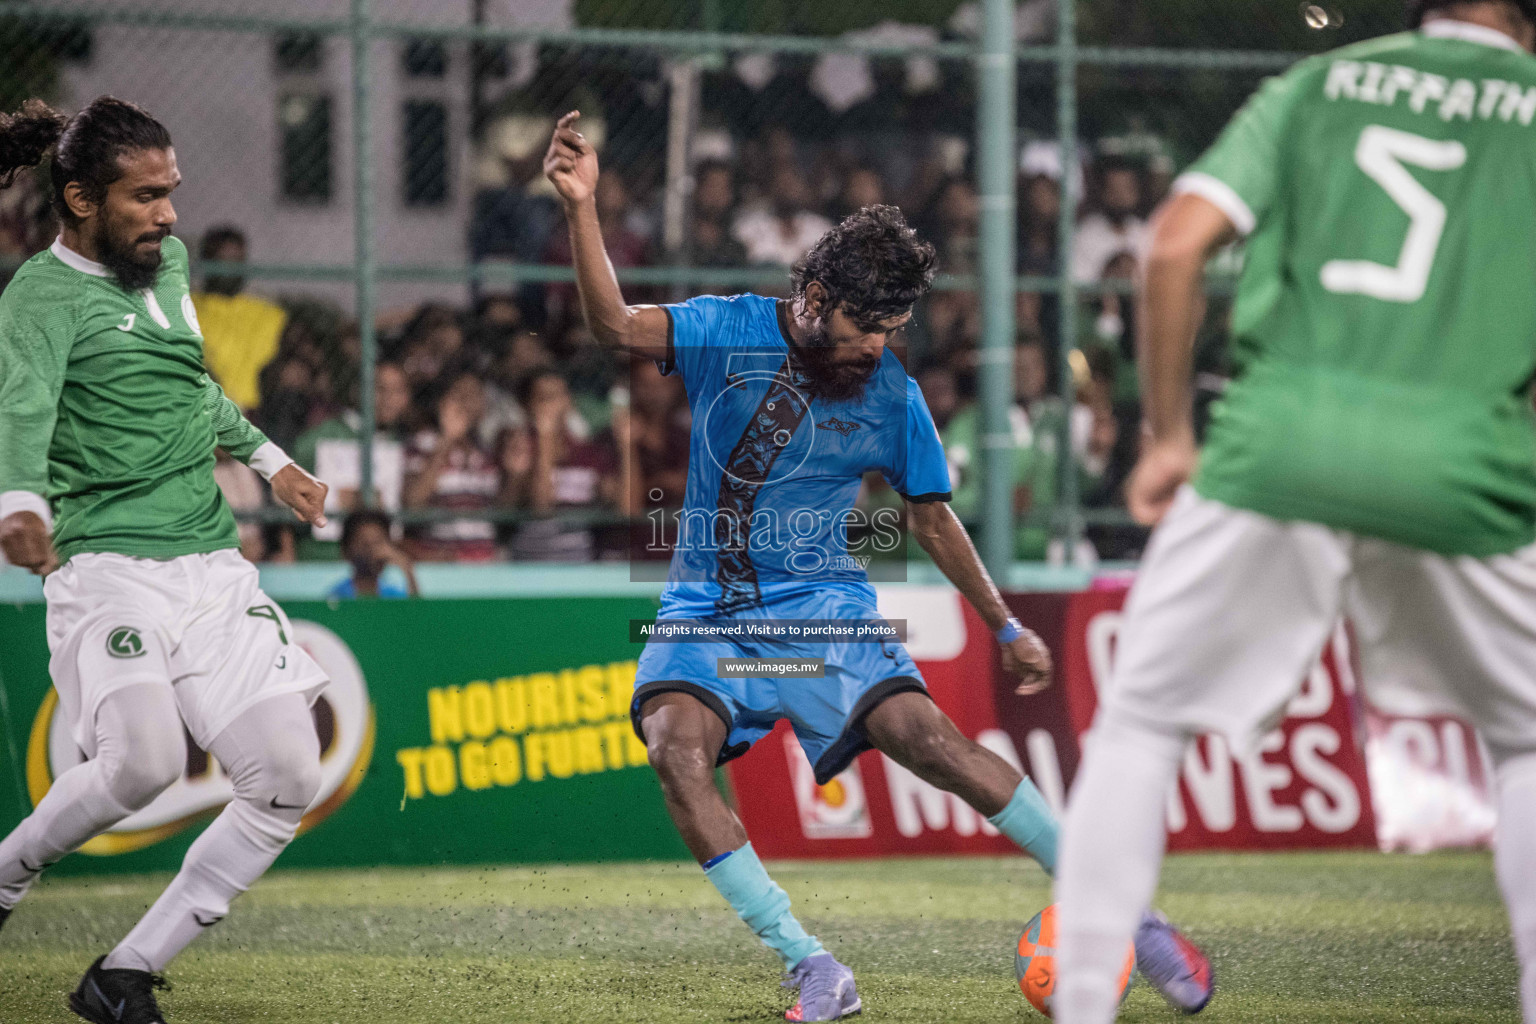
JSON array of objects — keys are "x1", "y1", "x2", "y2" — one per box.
[{"x1": 631, "y1": 589, "x2": 928, "y2": 785}]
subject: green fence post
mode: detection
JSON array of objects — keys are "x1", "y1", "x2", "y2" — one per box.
[
  {"x1": 977, "y1": 0, "x2": 1018, "y2": 579},
  {"x1": 352, "y1": 0, "x2": 377, "y2": 510},
  {"x1": 1055, "y1": 0, "x2": 1082, "y2": 564}
]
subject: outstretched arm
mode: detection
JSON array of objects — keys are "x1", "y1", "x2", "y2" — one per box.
[
  {"x1": 198, "y1": 373, "x2": 328, "y2": 528},
  {"x1": 906, "y1": 499, "x2": 1052, "y2": 694},
  {"x1": 543, "y1": 111, "x2": 669, "y2": 360}
]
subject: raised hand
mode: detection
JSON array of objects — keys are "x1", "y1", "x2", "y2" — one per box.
[{"x1": 543, "y1": 111, "x2": 599, "y2": 207}]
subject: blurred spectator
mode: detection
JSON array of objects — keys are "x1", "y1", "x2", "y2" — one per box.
[
  {"x1": 194, "y1": 226, "x2": 287, "y2": 411},
  {"x1": 330, "y1": 510, "x2": 418, "y2": 599},
  {"x1": 470, "y1": 122, "x2": 561, "y2": 265},
  {"x1": 469, "y1": 117, "x2": 563, "y2": 331},
  {"x1": 251, "y1": 298, "x2": 354, "y2": 456},
  {"x1": 254, "y1": 353, "x2": 321, "y2": 457},
  {"x1": 503, "y1": 369, "x2": 621, "y2": 562},
  {"x1": 1085, "y1": 250, "x2": 1140, "y2": 407},
  {"x1": 922, "y1": 177, "x2": 982, "y2": 368},
  {"x1": 1072, "y1": 158, "x2": 1147, "y2": 284},
  {"x1": 213, "y1": 449, "x2": 274, "y2": 563},
  {"x1": 624, "y1": 358, "x2": 690, "y2": 511},
  {"x1": 923, "y1": 176, "x2": 980, "y2": 275},
  {"x1": 828, "y1": 164, "x2": 888, "y2": 222},
  {"x1": 480, "y1": 329, "x2": 598, "y2": 447},
  {"x1": 544, "y1": 168, "x2": 652, "y2": 328},
  {"x1": 918, "y1": 364, "x2": 1049, "y2": 559},
  {"x1": 1075, "y1": 346, "x2": 1122, "y2": 492},
  {"x1": 474, "y1": 292, "x2": 523, "y2": 332},
  {"x1": 482, "y1": 329, "x2": 554, "y2": 441},
  {"x1": 690, "y1": 160, "x2": 749, "y2": 268},
  {"x1": 1018, "y1": 172, "x2": 1063, "y2": 338},
  {"x1": 294, "y1": 360, "x2": 413, "y2": 559},
  {"x1": 466, "y1": 293, "x2": 524, "y2": 369},
  {"x1": 0, "y1": 169, "x2": 51, "y2": 276},
  {"x1": 398, "y1": 304, "x2": 470, "y2": 392},
  {"x1": 403, "y1": 373, "x2": 501, "y2": 561},
  {"x1": 1015, "y1": 334, "x2": 1056, "y2": 419},
  {"x1": 732, "y1": 163, "x2": 833, "y2": 266},
  {"x1": 1018, "y1": 173, "x2": 1061, "y2": 275}
]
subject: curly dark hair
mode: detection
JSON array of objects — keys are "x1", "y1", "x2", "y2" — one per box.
[
  {"x1": 791, "y1": 205, "x2": 937, "y2": 327},
  {"x1": 0, "y1": 99, "x2": 68, "y2": 189},
  {"x1": 1408, "y1": 0, "x2": 1535, "y2": 27},
  {"x1": 0, "y1": 95, "x2": 172, "y2": 223}
]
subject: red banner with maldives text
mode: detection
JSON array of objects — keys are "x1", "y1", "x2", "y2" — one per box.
[{"x1": 727, "y1": 583, "x2": 1378, "y2": 859}]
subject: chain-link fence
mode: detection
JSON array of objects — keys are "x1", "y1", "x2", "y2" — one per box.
[{"x1": 0, "y1": 0, "x2": 1414, "y2": 571}]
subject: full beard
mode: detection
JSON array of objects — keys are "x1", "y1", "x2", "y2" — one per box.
[
  {"x1": 795, "y1": 323, "x2": 880, "y2": 403},
  {"x1": 97, "y1": 217, "x2": 167, "y2": 291}
]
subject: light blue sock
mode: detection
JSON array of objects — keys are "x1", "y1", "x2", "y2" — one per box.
[
  {"x1": 703, "y1": 842, "x2": 825, "y2": 969},
  {"x1": 989, "y1": 778, "x2": 1059, "y2": 876}
]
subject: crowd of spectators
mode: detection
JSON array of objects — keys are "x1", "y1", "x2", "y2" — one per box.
[{"x1": 0, "y1": 118, "x2": 1185, "y2": 572}]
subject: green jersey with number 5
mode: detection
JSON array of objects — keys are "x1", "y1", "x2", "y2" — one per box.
[{"x1": 1182, "y1": 22, "x2": 1536, "y2": 556}]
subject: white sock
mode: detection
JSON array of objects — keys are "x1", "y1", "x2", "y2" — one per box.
[
  {"x1": 1493, "y1": 749, "x2": 1536, "y2": 1023},
  {"x1": 1054, "y1": 712, "x2": 1186, "y2": 1024},
  {"x1": 105, "y1": 694, "x2": 320, "y2": 972},
  {"x1": 0, "y1": 683, "x2": 183, "y2": 909}
]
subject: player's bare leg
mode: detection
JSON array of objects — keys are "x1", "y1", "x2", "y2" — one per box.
[
  {"x1": 640, "y1": 692, "x2": 746, "y2": 861},
  {"x1": 863, "y1": 690, "x2": 1028, "y2": 816},
  {"x1": 640, "y1": 692, "x2": 857, "y2": 1022},
  {"x1": 865, "y1": 691, "x2": 1211, "y2": 1014}
]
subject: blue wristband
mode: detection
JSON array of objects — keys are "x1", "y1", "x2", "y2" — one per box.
[{"x1": 995, "y1": 617, "x2": 1025, "y2": 645}]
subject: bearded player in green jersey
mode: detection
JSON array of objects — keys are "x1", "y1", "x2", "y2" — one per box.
[
  {"x1": 1054, "y1": 2, "x2": 1536, "y2": 1021},
  {"x1": 0, "y1": 97, "x2": 332, "y2": 1024}
]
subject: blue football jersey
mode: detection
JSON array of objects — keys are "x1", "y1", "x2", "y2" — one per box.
[{"x1": 654, "y1": 293, "x2": 951, "y2": 618}]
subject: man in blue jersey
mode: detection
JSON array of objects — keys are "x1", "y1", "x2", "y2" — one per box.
[{"x1": 545, "y1": 113, "x2": 1212, "y2": 1022}]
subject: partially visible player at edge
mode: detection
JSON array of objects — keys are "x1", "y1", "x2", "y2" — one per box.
[
  {"x1": 0, "y1": 97, "x2": 332, "y2": 1024},
  {"x1": 1054, "y1": 2, "x2": 1536, "y2": 1022},
  {"x1": 544, "y1": 113, "x2": 1213, "y2": 1021}
]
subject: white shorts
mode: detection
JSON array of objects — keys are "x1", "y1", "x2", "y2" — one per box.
[
  {"x1": 44, "y1": 549, "x2": 328, "y2": 756},
  {"x1": 1106, "y1": 487, "x2": 1536, "y2": 759}
]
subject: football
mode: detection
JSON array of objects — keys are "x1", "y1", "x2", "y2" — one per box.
[{"x1": 1015, "y1": 904, "x2": 1136, "y2": 1018}]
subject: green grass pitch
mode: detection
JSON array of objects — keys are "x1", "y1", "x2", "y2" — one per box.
[{"x1": 0, "y1": 851, "x2": 1517, "y2": 1023}]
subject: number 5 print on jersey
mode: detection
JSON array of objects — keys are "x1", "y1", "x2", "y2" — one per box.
[{"x1": 1320, "y1": 125, "x2": 1466, "y2": 303}]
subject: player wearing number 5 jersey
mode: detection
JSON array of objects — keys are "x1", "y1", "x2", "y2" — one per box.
[
  {"x1": 0, "y1": 98, "x2": 331, "y2": 1024},
  {"x1": 1054, "y1": 4, "x2": 1536, "y2": 1023}
]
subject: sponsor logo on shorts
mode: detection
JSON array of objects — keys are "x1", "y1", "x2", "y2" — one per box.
[{"x1": 105, "y1": 627, "x2": 145, "y2": 659}]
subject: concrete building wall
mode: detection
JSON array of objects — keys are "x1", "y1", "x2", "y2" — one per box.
[{"x1": 50, "y1": 0, "x2": 573, "y2": 312}]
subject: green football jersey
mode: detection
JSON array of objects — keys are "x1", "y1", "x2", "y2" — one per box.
[
  {"x1": 0, "y1": 234, "x2": 273, "y2": 562},
  {"x1": 1184, "y1": 21, "x2": 1536, "y2": 556}
]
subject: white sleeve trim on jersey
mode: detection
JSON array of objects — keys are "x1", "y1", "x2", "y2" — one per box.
[
  {"x1": 0, "y1": 491, "x2": 52, "y2": 531},
  {"x1": 248, "y1": 441, "x2": 296, "y2": 481},
  {"x1": 1172, "y1": 172, "x2": 1257, "y2": 237}
]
